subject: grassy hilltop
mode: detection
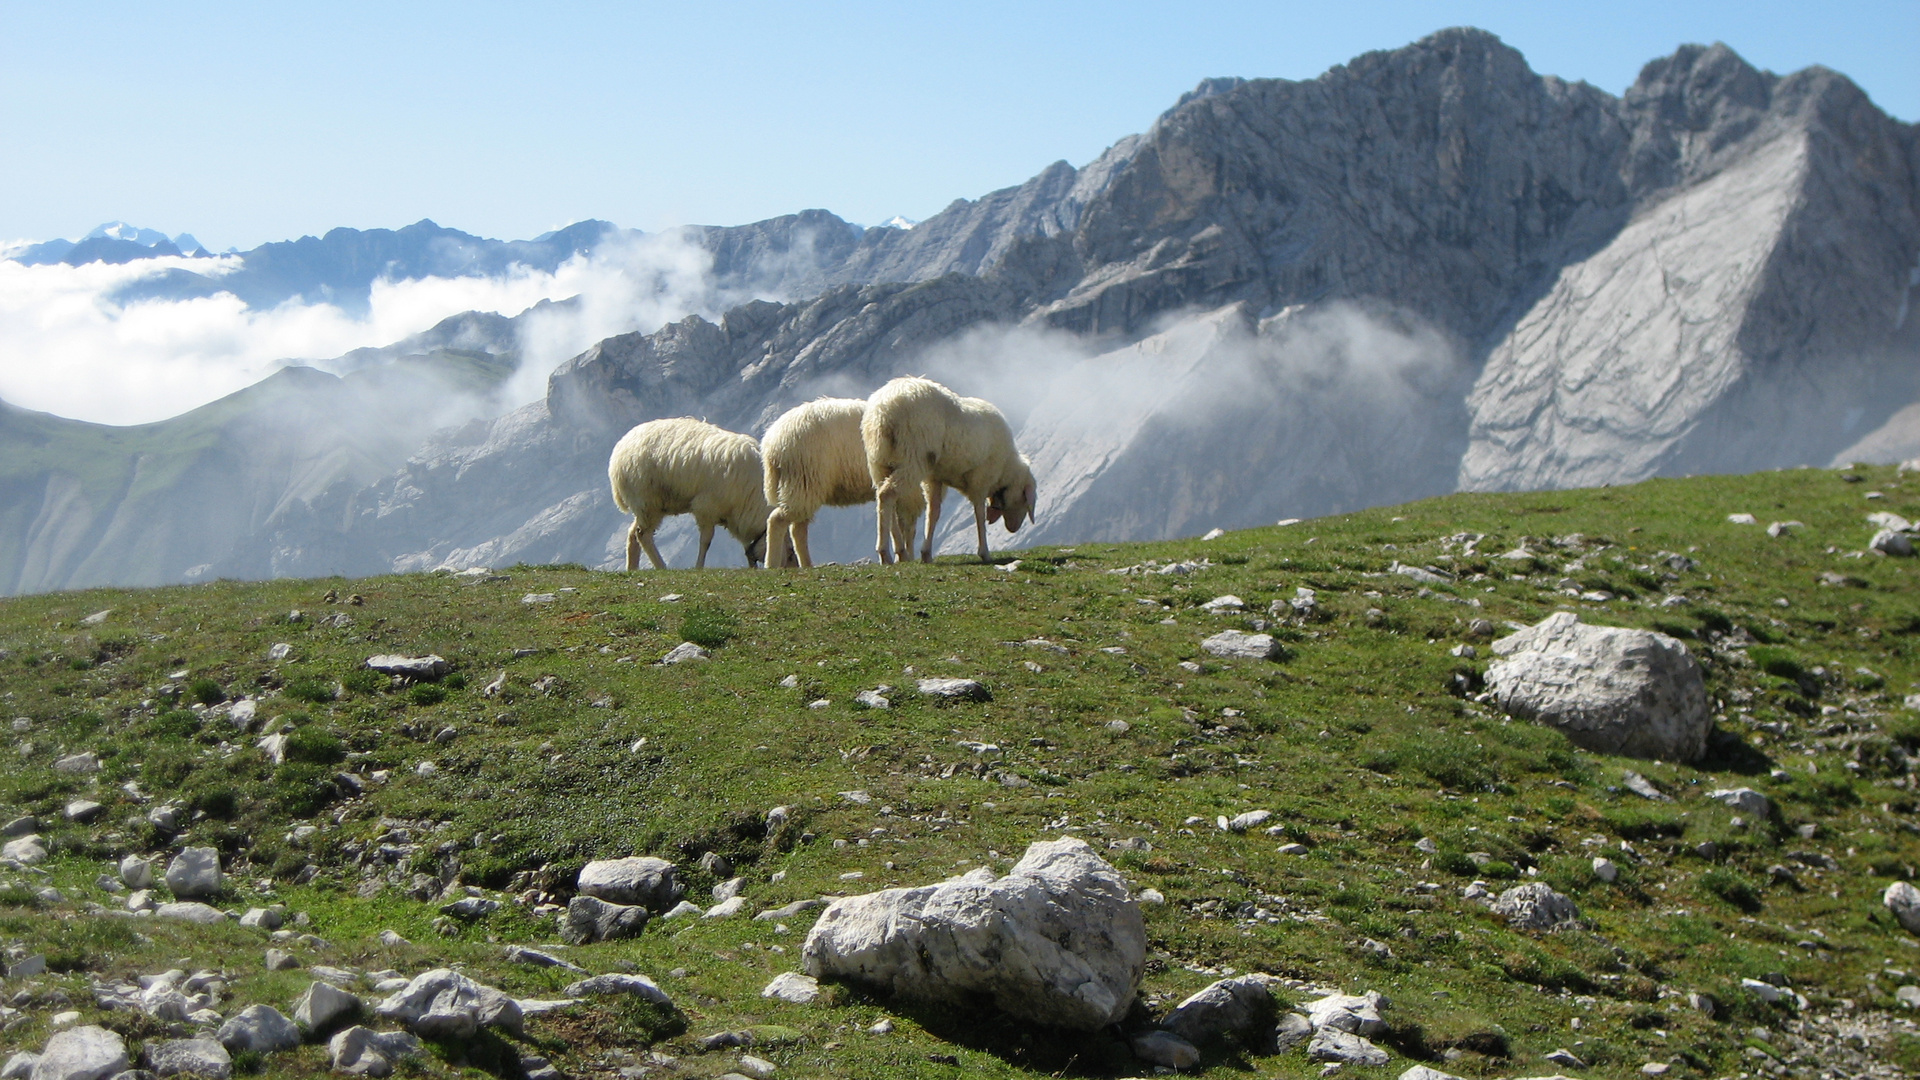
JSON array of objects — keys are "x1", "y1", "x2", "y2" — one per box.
[{"x1": 0, "y1": 466, "x2": 1916, "y2": 1079}]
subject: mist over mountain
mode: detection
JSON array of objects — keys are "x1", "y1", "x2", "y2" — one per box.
[{"x1": 3, "y1": 27, "x2": 1915, "y2": 593}]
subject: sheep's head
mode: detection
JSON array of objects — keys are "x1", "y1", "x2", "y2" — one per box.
[
  {"x1": 744, "y1": 532, "x2": 769, "y2": 568},
  {"x1": 986, "y1": 465, "x2": 1038, "y2": 534}
]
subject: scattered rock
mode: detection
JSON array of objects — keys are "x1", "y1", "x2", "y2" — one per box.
[
  {"x1": 266, "y1": 643, "x2": 292, "y2": 662},
  {"x1": 1708, "y1": 787, "x2": 1772, "y2": 818},
  {"x1": 1129, "y1": 1030, "x2": 1200, "y2": 1069},
  {"x1": 1486, "y1": 612, "x2": 1709, "y2": 762},
  {"x1": 1491, "y1": 883, "x2": 1580, "y2": 930},
  {"x1": 661, "y1": 642, "x2": 709, "y2": 665},
  {"x1": 1884, "y1": 881, "x2": 1920, "y2": 934},
  {"x1": 659, "y1": 900, "x2": 702, "y2": 921},
  {"x1": 8, "y1": 956, "x2": 44, "y2": 978},
  {"x1": 1274, "y1": 1012, "x2": 1313, "y2": 1050},
  {"x1": 2, "y1": 1055, "x2": 34, "y2": 1080},
  {"x1": 803, "y1": 837, "x2": 1144, "y2": 1029},
  {"x1": 52, "y1": 753, "x2": 100, "y2": 774},
  {"x1": 754, "y1": 898, "x2": 825, "y2": 922},
  {"x1": 326, "y1": 1027, "x2": 420, "y2": 1078},
  {"x1": 141, "y1": 1040, "x2": 230, "y2": 1080},
  {"x1": 215, "y1": 1006, "x2": 301, "y2": 1053},
  {"x1": 264, "y1": 950, "x2": 299, "y2": 971},
  {"x1": 164, "y1": 847, "x2": 222, "y2": 898},
  {"x1": 760, "y1": 973, "x2": 820, "y2": 1004},
  {"x1": 294, "y1": 981, "x2": 362, "y2": 1033},
  {"x1": 3, "y1": 835, "x2": 48, "y2": 864},
  {"x1": 63, "y1": 800, "x2": 102, "y2": 824},
  {"x1": 374, "y1": 969, "x2": 521, "y2": 1039},
  {"x1": 1307, "y1": 1028, "x2": 1389, "y2": 1066},
  {"x1": 1200, "y1": 595, "x2": 1245, "y2": 612},
  {"x1": 1622, "y1": 771, "x2": 1670, "y2": 801},
  {"x1": 577, "y1": 857, "x2": 683, "y2": 911},
  {"x1": 503, "y1": 946, "x2": 585, "y2": 972},
  {"x1": 365, "y1": 655, "x2": 448, "y2": 679},
  {"x1": 1544, "y1": 1048, "x2": 1589, "y2": 1068},
  {"x1": 377, "y1": 930, "x2": 408, "y2": 947},
  {"x1": 438, "y1": 897, "x2": 499, "y2": 919},
  {"x1": 1871, "y1": 529, "x2": 1915, "y2": 557},
  {"x1": 1199, "y1": 630, "x2": 1283, "y2": 660},
  {"x1": 28, "y1": 1027, "x2": 128, "y2": 1080},
  {"x1": 1307, "y1": 992, "x2": 1387, "y2": 1036},
  {"x1": 119, "y1": 856, "x2": 153, "y2": 889},
  {"x1": 562, "y1": 974, "x2": 672, "y2": 1006},
  {"x1": 1220, "y1": 810, "x2": 1272, "y2": 833},
  {"x1": 239, "y1": 908, "x2": 282, "y2": 930},
  {"x1": 2, "y1": 815, "x2": 36, "y2": 837},
  {"x1": 1163, "y1": 975, "x2": 1278, "y2": 1045},
  {"x1": 704, "y1": 896, "x2": 748, "y2": 919},
  {"x1": 154, "y1": 903, "x2": 226, "y2": 925},
  {"x1": 853, "y1": 690, "x2": 891, "y2": 709},
  {"x1": 1593, "y1": 857, "x2": 1619, "y2": 883},
  {"x1": 1399, "y1": 1067, "x2": 1466, "y2": 1080},
  {"x1": 917, "y1": 678, "x2": 991, "y2": 702}
]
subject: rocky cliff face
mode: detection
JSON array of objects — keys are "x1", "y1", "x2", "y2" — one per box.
[{"x1": 5, "y1": 28, "x2": 1915, "y2": 590}]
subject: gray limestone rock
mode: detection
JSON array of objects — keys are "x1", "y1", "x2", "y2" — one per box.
[
  {"x1": 3, "y1": 835, "x2": 47, "y2": 864},
  {"x1": 1884, "y1": 881, "x2": 1920, "y2": 934},
  {"x1": 2, "y1": 1054, "x2": 35, "y2": 1080},
  {"x1": 1307, "y1": 1028, "x2": 1389, "y2": 1066},
  {"x1": 164, "y1": 847, "x2": 222, "y2": 898},
  {"x1": 1486, "y1": 613, "x2": 1709, "y2": 762},
  {"x1": 759, "y1": 972, "x2": 820, "y2": 1004},
  {"x1": 364, "y1": 655, "x2": 448, "y2": 679},
  {"x1": 1491, "y1": 883, "x2": 1581, "y2": 931},
  {"x1": 119, "y1": 857, "x2": 153, "y2": 890},
  {"x1": 576, "y1": 857, "x2": 683, "y2": 910},
  {"x1": 140, "y1": 1041, "x2": 229, "y2": 1080},
  {"x1": 294, "y1": 981, "x2": 362, "y2": 1033},
  {"x1": 802, "y1": 837, "x2": 1144, "y2": 1030},
  {"x1": 325, "y1": 1028, "x2": 420, "y2": 1078},
  {"x1": 1708, "y1": 787, "x2": 1773, "y2": 818},
  {"x1": 562, "y1": 974, "x2": 672, "y2": 1006},
  {"x1": 1305, "y1": 991, "x2": 1388, "y2": 1036},
  {"x1": 153, "y1": 902, "x2": 225, "y2": 925},
  {"x1": 29, "y1": 1028, "x2": 128, "y2": 1080},
  {"x1": 215, "y1": 1006, "x2": 301, "y2": 1053},
  {"x1": 373, "y1": 969, "x2": 521, "y2": 1039},
  {"x1": 916, "y1": 678, "x2": 991, "y2": 702},
  {"x1": 1163, "y1": 975, "x2": 1279, "y2": 1045},
  {"x1": 1128, "y1": 1030, "x2": 1199, "y2": 1069},
  {"x1": 1200, "y1": 631, "x2": 1282, "y2": 661},
  {"x1": 560, "y1": 895, "x2": 648, "y2": 945}
]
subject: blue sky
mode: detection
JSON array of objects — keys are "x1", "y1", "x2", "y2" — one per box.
[{"x1": 3, "y1": 1, "x2": 1915, "y2": 250}]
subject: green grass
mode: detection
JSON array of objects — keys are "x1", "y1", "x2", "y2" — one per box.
[{"x1": 0, "y1": 465, "x2": 1914, "y2": 1077}]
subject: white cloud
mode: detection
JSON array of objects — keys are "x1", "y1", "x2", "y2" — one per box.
[{"x1": 0, "y1": 230, "x2": 738, "y2": 427}]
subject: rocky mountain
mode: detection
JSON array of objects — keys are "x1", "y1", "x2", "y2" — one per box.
[{"x1": 3, "y1": 28, "x2": 1915, "y2": 591}]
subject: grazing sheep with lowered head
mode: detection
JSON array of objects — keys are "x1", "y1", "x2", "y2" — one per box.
[
  {"x1": 608, "y1": 417, "x2": 772, "y2": 570},
  {"x1": 761, "y1": 397, "x2": 923, "y2": 569},
  {"x1": 861, "y1": 376, "x2": 1036, "y2": 564}
]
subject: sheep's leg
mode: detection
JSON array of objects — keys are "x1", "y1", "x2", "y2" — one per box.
[
  {"x1": 875, "y1": 477, "x2": 899, "y2": 565},
  {"x1": 920, "y1": 484, "x2": 945, "y2": 564},
  {"x1": 765, "y1": 508, "x2": 792, "y2": 571},
  {"x1": 638, "y1": 530, "x2": 668, "y2": 570},
  {"x1": 970, "y1": 497, "x2": 992, "y2": 563},
  {"x1": 792, "y1": 518, "x2": 815, "y2": 569},
  {"x1": 695, "y1": 521, "x2": 716, "y2": 569},
  {"x1": 626, "y1": 520, "x2": 642, "y2": 571}
]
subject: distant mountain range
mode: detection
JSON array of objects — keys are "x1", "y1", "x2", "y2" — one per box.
[{"x1": 2, "y1": 27, "x2": 1915, "y2": 593}]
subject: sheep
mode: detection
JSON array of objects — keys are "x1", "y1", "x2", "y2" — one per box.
[
  {"x1": 760, "y1": 397, "x2": 923, "y2": 569},
  {"x1": 861, "y1": 376, "x2": 1037, "y2": 564},
  {"x1": 607, "y1": 417, "x2": 772, "y2": 570}
]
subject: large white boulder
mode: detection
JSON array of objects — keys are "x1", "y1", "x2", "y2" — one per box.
[
  {"x1": 374, "y1": 969, "x2": 521, "y2": 1039},
  {"x1": 575, "y1": 857, "x2": 683, "y2": 911},
  {"x1": 326, "y1": 1028, "x2": 420, "y2": 1078},
  {"x1": 141, "y1": 1039, "x2": 231, "y2": 1080},
  {"x1": 1486, "y1": 612, "x2": 1709, "y2": 762},
  {"x1": 802, "y1": 837, "x2": 1145, "y2": 1030},
  {"x1": 215, "y1": 1005, "x2": 301, "y2": 1053},
  {"x1": 164, "y1": 847, "x2": 223, "y2": 898},
  {"x1": 294, "y1": 980, "x2": 362, "y2": 1033},
  {"x1": 29, "y1": 1027, "x2": 127, "y2": 1080}
]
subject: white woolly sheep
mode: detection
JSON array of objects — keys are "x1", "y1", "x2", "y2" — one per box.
[
  {"x1": 608, "y1": 417, "x2": 772, "y2": 570},
  {"x1": 861, "y1": 376, "x2": 1037, "y2": 564},
  {"x1": 761, "y1": 397, "x2": 923, "y2": 569}
]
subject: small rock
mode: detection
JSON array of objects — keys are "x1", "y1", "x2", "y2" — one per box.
[
  {"x1": 1307, "y1": 1029, "x2": 1388, "y2": 1067},
  {"x1": 1871, "y1": 529, "x2": 1915, "y2": 557},
  {"x1": 1, "y1": 1056, "x2": 36, "y2": 1080},
  {"x1": 1163, "y1": 974, "x2": 1278, "y2": 1045},
  {"x1": 1895, "y1": 985, "x2": 1920, "y2": 1008},
  {"x1": 1221, "y1": 810, "x2": 1272, "y2": 833},
  {"x1": 264, "y1": 949, "x2": 299, "y2": 971},
  {"x1": 1, "y1": 815, "x2": 36, "y2": 837},
  {"x1": 1622, "y1": 771, "x2": 1669, "y2": 801},
  {"x1": 64, "y1": 800, "x2": 103, "y2": 823},
  {"x1": 659, "y1": 900, "x2": 703, "y2": 921},
  {"x1": 439, "y1": 896, "x2": 500, "y2": 919},
  {"x1": 853, "y1": 689, "x2": 890, "y2": 709},
  {"x1": 141, "y1": 1040, "x2": 230, "y2": 1080},
  {"x1": 1740, "y1": 977, "x2": 1783, "y2": 1004},
  {"x1": 294, "y1": 980, "x2": 362, "y2": 1033},
  {"x1": 326, "y1": 1027, "x2": 420, "y2": 1078},
  {"x1": 1592, "y1": 857, "x2": 1618, "y2": 883},
  {"x1": 1708, "y1": 787, "x2": 1772, "y2": 818},
  {"x1": 1399, "y1": 1068, "x2": 1466, "y2": 1080},
  {"x1": 1200, "y1": 595, "x2": 1245, "y2": 612},
  {"x1": 1884, "y1": 881, "x2": 1920, "y2": 934},
  {"x1": 661, "y1": 642, "x2": 710, "y2": 665},
  {"x1": 119, "y1": 856, "x2": 154, "y2": 889},
  {"x1": 364, "y1": 655, "x2": 449, "y2": 679},
  {"x1": 1727, "y1": 513, "x2": 1757, "y2": 525},
  {"x1": 705, "y1": 896, "x2": 749, "y2": 919},
  {"x1": 563, "y1": 974, "x2": 672, "y2": 1005},
  {"x1": 917, "y1": 678, "x2": 991, "y2": 702},
  {"x1": 239, "y1": 907, "x2": 282, "y2": 930},
  {"x1": 1199, "y1": 630, "x2": 1283, "y2": 660},
  {"x1": 8, "y1": 955, "x2": 45, "y2": 978},
  {"x1": 80, "y1": 610, "x2": 112, "y2": 626},
  {"x1": 2, "y1": 835, "x2": 47, "y2": 864},
  {"x1": 713, "y1": 877, "x2": 746, "y2": 902},
  {"x1": 52, "y1": 752, "x2": 101, "y2": 774},
  {"x1": 29, "y1": 1027, "x2": 128, "y2": 1080},
  {"x1": 502, "y1": 946, "x2": 585, "y2": 972},
  {"x1": 760, "y1": 972, "x2": 820, "y2": 1004},
  {"x1": 154, "y1": 902, "x2": 226, "y2": 925},
  {"x1": 561, "y1": 896, "x2": 649, "y2": 944},
  {"x1": 1129, "y1": 1030, "x2": 1199, "y2": 1069},
  {"x1": 1544, "y1": 1048, "x2": 1589, "y2": 1068},
  {"x1": 1277, "y1": 843, "x2": 1309, "y2": 855},
  {"x1": 577, "y1": 856, "x2": 683, "y2": 910},
  {"x1": 216, "y1": 1006, "x2": 300, "y2": 1054},
  {"x1": 1307, "y1": 991, "x2": 1387, "y2": 1036},
  {"x1": 1274, "y1": 1012, "x2": 1313, "y2": 1050},
  {"x1": 1490, "y1": 883, "x2": 1579, "y2": 930},
  {"x1": 266, "y1": 643, "x2": 292, "y2": 662},
  {"x1": 163, "y1": 847, "x2": 222, "y2": 898},
  {"x1": 868, "y1": 1019, "x2": 894, "y2": 1034}
]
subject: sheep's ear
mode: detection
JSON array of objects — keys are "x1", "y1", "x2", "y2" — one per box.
[
  {"x1": 986, "y1": 506, "x2": 1003, "y2": 524},
  {"x1": 1023, "y1": 482, "x2": 1037, "y2": 521}
]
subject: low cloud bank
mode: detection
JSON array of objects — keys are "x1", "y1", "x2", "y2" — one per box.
[{"x1": 0, "y1": 229, "x2": 744, "y2": 427}]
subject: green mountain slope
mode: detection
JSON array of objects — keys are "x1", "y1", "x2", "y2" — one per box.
[{"x1": 0, "y1": 467, "x2": 1914, "y2": 1077}]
